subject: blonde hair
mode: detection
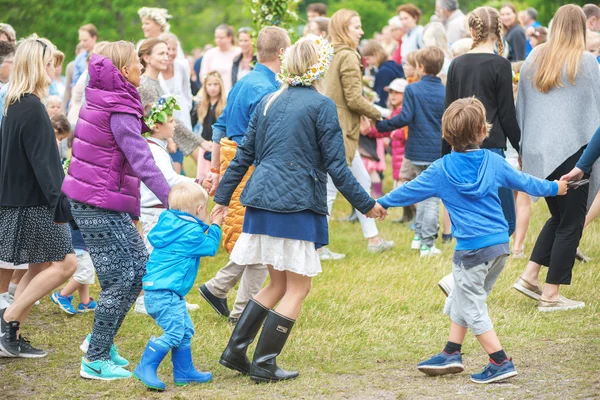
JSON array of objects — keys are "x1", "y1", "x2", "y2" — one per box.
[
  {"x1": 53, "y1": 49, "x2": 64, "y2": 68},
  {"x1": 450, "y1": 38, "x2": 473, "y2": 58},
  {"x1": 264, "y1": 38, "x2": 321, "y2": 114},
  {"x1": 442, "y1": 97, "x2": 491, "y2": 152},
  {"x1": 96, "y1": 41, "x2": 136, "y2": 71},
  {"x1": 586, "y1": 31, "x2": 600, "y2": 55},
  {"x1": 4, "y1": 35, "x2": 54, "y2": 115},
  {"x1": 328, "y1": 9, "x2": 359, "y2": 48},
  {"x1": 529, "y1": 4, "x2": 587, "y2": 93},
  {"x1": 361, "y1": 40, "x2": 388, "y2": 66},
  {"x1": 469, "y1": 7, "x2": 504, "y2": 56},
  {"x1": 46, "y1": 95, "x2": 62, "y2": 107},
  {"x1": 197, "y1": 71, "x2": 226, "y2": 124},
  {"x1": 256, "y1": 26, "x2": 289, "y2": 63},
  {"x1": 168, "y1": 182, "x2": 208, "y2": 215},
  {"x1": 423, "y1": 22, "x2": 451, "y2": 58}
]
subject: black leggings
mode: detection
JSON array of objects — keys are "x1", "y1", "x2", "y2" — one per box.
[{"x1": 530, "y1": 147, "x2": 588, "y2": 285}]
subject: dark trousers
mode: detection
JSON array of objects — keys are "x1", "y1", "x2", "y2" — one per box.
[
  {"x1": 488, "y1": 148, "x2": 516, "y2": 236},
  {"x1": 530, "y1": 147, "x2": 588, "y2": 285},
  {"x1": 71, "y1": 201, "x2": 148, "y2": 361}
]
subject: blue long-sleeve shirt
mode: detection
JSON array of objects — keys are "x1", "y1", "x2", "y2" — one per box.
[
  {"x1": 212, "y1": 63, "x2": 279, "y2": 144},
  {"x1": 576, "y1": 126, "x2": 600, "y2": 174},
  {"x1": 378, "y1": 150, "x2": 558, "y2": 250}
]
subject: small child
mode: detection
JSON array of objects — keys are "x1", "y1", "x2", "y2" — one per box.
[
  {"x1": 403, "y1": 51, "x2": 420, "y2": 84},
  {"x1": 136, "y1": 95, "x2": 202, "y2": 314},
  {"x1": 134, "y1": 182, "x2": 222, "y2": 391},
  {"x1": 46, "y1": 95, "x2": 62, "y2": 119},
  {"x1": 378, "y1": 97, "x2": 567, "y2": 384},
  {"x1": 586, "y1": 31, "x2": 600, "y2": 67},
  {"x1": 376, "y1": 46, "x2": 446, "y2": 256},
  {"x1": 529, "y1": 26, "x2": 548, "y2": 49},
  {"x1": 450, "y1": 38, "x2": 473, "y2": 59},
  {"x1": 50, "y1": 115, "x2": 97, "y2": 315}
]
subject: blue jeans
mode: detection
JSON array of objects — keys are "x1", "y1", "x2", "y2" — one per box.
[
  {"x1": 487, "y1": 148, "x2": 516, "y2": 237},
  {"x1": 145, "y1": 290, "x2": 195, "y2": 349}
]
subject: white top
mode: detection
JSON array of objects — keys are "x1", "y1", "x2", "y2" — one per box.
[
  {"x1": 140, "y1": 137, "x2": 195, "y2": 208},
  {"x1": 199, "y1": 46, "x2": 241, "y2": 94},
  {"x1": 159, "y1": 59, "x2": 193, "y2": 130}
]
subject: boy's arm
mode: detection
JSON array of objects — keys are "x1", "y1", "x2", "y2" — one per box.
[
  {"x1": 377, "y1": 163, "x2": 440, "y2": 208},
  {"x1": 376, "y1": 87, "x2": 414, "y2": 132},
  {"x1": 190, "y1": 225, "x2": 222, "y2": 258},
  {"x1": 499, "y1": 159, "x2": 558, "y2": 197}
]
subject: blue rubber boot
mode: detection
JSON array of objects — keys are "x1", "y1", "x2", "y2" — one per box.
[
  {"x1": 172, "y1": 345, "x2": 212, "y2": 386},
  {"x1": 133, "y1": 340, "x2": 169, "y2": 391}
]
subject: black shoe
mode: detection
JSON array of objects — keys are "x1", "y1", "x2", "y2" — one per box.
[
  {"x1": 18, "y1": 335, "x2": 47, "y2": 358},
  {"x1": 338, "y1": 209, "x2": 358, "y2": 223},
  {"x1": 442, "y1": 233, "x2": 453, "y2": 244},
  {"x1": 220, "y1": 299, "x2": 269, "y2": 375},
  {"x1": 228, "y1": 317, "x2": 239, "y2": 326},
  {"x1": 250, "y1": 310, "x2": 299, "y2": 383},
  {"x1": 199, "y1": 284, "x2": 230, "y2": 317},
  {"x1": 0, "y1": 308, "x2": 20, "y2": 357}
]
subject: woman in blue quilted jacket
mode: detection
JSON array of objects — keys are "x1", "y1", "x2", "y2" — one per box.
[{"x1": 211, "y1": 36, "x2": 387, "y2": 383}]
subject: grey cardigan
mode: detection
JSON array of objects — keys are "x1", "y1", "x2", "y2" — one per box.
[{"x1": 517, "y1": 50, "x2": 600, "y2": 207}]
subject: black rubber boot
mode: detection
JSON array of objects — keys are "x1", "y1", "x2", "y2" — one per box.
[
  {"x1": 250, "y1": 310, "x2": 299, "y2": 383},
  {"x1": 219, "y1": 299, "x2": 269, "y2": 375}
]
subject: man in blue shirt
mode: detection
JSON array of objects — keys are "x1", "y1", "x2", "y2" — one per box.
[
  {"x1": 200, "y1": 26, "x2": 290, "y2": 324},
  {"x1": 522, "y1": 8, "x2": 541, "y2": 58}
]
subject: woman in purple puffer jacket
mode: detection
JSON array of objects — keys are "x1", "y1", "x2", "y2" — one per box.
[{"x1": 62, "y1": 41, "x2": 171, "y2": 381}]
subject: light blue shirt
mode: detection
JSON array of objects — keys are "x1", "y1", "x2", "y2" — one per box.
[
  {"x1": 72, "y1": 51, "x2": 88, "y2": 88},
  {"x1": 400, "y1": 25, "x2": 424, "y2": 64}
]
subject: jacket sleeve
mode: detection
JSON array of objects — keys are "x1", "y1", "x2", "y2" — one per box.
[
  {"x1": 442, "y1": 61, "x2": 456, "y2": 156},
  {"x1": 498, "y1": 156, "x2": 558, "y2": 196},
  {"x1": 339, "y1": 52, "x2": 382, "y2": 121},
  {"x1": 376, "y1": 86, "x2": 414, "y2": 132},
  {"x1": 213, "y1": 103, "x2": 259, "y2": 206},
  {"x1": 189, "y1": 225, "x2": 222, "y2": 257},
  {"x1": 23, "y1": 107, "x2": 73, "y2": 223},
  {"x1": 111, "y1": 113, "x2": 171, "y2": 207},
  {"x1": 495, "y1": 60, "x2": 521, "y2": 152},
  {"x1": 377, "y1": 163, "x2": 440, "y2": 208},
  {"x1": 317, "y1": 100, "x2": 376, "y2": 215},
  {"x1": 212, "y1": 108, "x2": 227, "y2": 142},
  {"x1": 576, "y1": 126, "x2": 600, "y2": 174}
]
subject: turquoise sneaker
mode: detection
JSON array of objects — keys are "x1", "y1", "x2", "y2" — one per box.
[
  {"x1": 80, "y1": 357, "x2": 132, "y2": 380},
  {"x1": 80, "y1": 334, "x2": 129, "y2": 367}
]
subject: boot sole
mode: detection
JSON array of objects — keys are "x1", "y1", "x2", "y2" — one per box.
[
  {"x1": 220, "y1": 357, "x2": 250, "y2": 375},
  {"x1": 174, "y1": 377, "x2": 213, "y2": 386},
  {"x1": 250, "y1": 374, "x2": 299, "y2": 383},
  {"x1": 133, "y1": 373, "x2": 166, "y2": 390},
  {"x1": 199, "y1": 288, "x2": 230, "y2": 317},
  {"x1": 418, "y1": 364, "x2": 464, "y2": 376}
]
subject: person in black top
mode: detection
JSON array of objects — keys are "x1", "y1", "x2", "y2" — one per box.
[
  {"x1": 0, "y1": 36, "x2": 77, "y2": 358},
  {"x1": 501, "y1": 4, "x2": 527, "y2": 62}
]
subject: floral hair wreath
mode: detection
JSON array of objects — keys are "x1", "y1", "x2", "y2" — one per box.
[
  {"x1": 277, "y1": 35, "x2": 334, "y2": 87},
  {"x1": 138, "y1": 7, "x2": 172, "y2": 32},
  {"x1": 145, "y1": 95, "x2": 180, "y2": 131}
]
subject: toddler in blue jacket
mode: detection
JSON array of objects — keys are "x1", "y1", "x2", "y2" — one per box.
[
  {"x1": 376, "y1": 46, "x2": 446, "y2": 257},
  {"x1": 378, "y1": 98, "x2": 568, "y2": 384},
  {"x1": 134, "y1": 182, "x2": 223, "y2": 391}
]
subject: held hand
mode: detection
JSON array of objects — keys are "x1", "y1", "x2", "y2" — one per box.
[
  {"x1": 555, "y1": 180, "x2": 569, "y2": 196},
  {"x1": 201, "y1": 177, "x2": 213, "y2": 192},
  {"x1": 210, "y1": 204, "x2": 228, "y2": 224},
  {"x1": 560, "y1": 167, "x2": 584, "y2": 183},
  {"x1": 208, "y1": 171, "x2": 221, "y2": 196},
  {"x1": 365, "y1": 202, "x2": 388, "y2": 221}
]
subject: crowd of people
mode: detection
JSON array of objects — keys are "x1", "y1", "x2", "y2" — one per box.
[{"x1": 0, "y1": 0, "x2": 599, "y2": 391}]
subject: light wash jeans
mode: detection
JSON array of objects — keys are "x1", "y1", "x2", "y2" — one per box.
[
  {"x1": 412, "y1": 163, "x2": 439, "y2": 247},
  {"x1": 145, "y1": 290, "x2": 195, "y2": 349}
]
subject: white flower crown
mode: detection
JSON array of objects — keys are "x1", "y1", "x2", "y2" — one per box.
[
  {"x1": 277, "y1": 35, "x2": 334, "y2": 87},
  {"x1": 138, "y1": 7, "x2": 172, "y2": 32}
]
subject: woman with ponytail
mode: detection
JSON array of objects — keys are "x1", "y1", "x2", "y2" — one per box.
[{"x1": 438, "y1": 6, "x2": 521, "y2": 296}]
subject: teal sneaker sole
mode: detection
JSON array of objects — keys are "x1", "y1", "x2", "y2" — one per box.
[{"x1": 80, "y1": 368, "x2": 131, "y2": 381}]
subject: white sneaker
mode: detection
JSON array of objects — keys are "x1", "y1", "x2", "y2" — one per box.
[
  {"x1": 0, "y1": 292, "x2": 10, "y2": 310},
  {"x1": 186, "y1": 302, "x2": 200, "y2": 311},
  {"x1": 438, "y1": 273, "x2": 454, "y2": 297},
  {"x1": 420, "y1": 244, "x2": 442, "y2": 257},
  {"x1": 411, "y1": 236, "x2": 422, "y2": 250},
  {"x1": 134, "y1": 296, "x2": 148, "y2": 315},
  {"x1": 319, "y1": 247, "x2": 346, "y2": 261}
]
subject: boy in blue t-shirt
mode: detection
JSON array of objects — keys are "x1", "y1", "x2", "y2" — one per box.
[
  {"x1": 378, "y1": 97, "x2": 568, "y2": 384},
  {"x1": 133, "y1": 182, "x2": 223, "y2": 391}
]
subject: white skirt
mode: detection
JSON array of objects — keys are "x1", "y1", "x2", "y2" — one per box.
[
  {"x1": 0, "y1": 261, "x2": 28, "y2": 270},
  {"x1": 230, "y1": 233, "x2": 322, "y2": 277}
]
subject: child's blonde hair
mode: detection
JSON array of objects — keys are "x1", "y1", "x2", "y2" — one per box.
[
  {"x1": 197, "y1": 71, "x2": 226, "y2": 123},
  {"x1": 4, "y1": 35, "x2": 55, "y2": 115},
  {"x1": 442, "y1": 97, "x2": 491, "y2": 152},
  {"x1": 586, "y1": 31, "x2": 600, "y2": 56},
  {"x1": 450, "y1": 38, "x2": 473, "y2": 58},
  {"x1": 96, "y1": 41, "x2": 136, "y2": 71},
  {"x1": 469, "y1": 6, "x2": 504, "y2": 56},
  {"x1": 168, "y1": 182, "x2": 208, "y2": 215}
]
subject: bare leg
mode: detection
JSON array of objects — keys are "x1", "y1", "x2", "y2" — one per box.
[
  {"x1": 476, "y1": 329, "x2": 503, "y2": 354},
  {"x1": 274, "y1": 271, "x2": 312, "y2": 320},
  {"x1": 443, "y1": 207, "x2": 451, "y2": 236},
  {"x1": 253, "y1": 265, "x2": 287, "y2": 309},
  {"x1": 11, "y1": 270, "x2": 26, "y2": 284},
  {"x1": 78, "y1": 284, "x2": 91, "y2": 304},
  {"x1": 60, "y1": 278, "x2": 83, "y2": 297},
  {"x1": 513, "y1": 192, "x2": 531, "y2": 253},
  {"x1": 584, "y1": 190, "x2": 600, "y2": 228},
  {"x1": 541, "y1": 283, "x2": 560, "y2": 301},
  {"x1": 448, "y1": 321, "x2": 468, "y2": 345},
  {"x1": 0, "y1": 268, "x2": 13, "y2": 293},
  {"x1": 521, "y1": 261, "x2": 542, "y2": 287},
  {"x1": 4, "y1": 255, "x2": 77, "y2": 323}
]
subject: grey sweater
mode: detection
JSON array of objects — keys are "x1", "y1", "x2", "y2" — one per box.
[{"x1": 517, "y1": 50, "x2": 600, "y2": 207}]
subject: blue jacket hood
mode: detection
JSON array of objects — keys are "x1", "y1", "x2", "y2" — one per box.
[
  {"x1": 149, "y1": 210, "x2": 209, "y2": 250},
  {"x1": 442, "y1": 150, "x2": 493, "y2": 199}
]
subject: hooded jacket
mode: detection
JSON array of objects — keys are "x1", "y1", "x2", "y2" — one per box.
[
  {"x1": 378, "y1": 150, "x2": 558, "y2": 250},
  {"x1": 142, "y1": 210, "x2": 221, "y2": 297}
]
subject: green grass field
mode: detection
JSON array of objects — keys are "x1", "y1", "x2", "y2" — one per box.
[{"x1": 2, "y1": 159, "x2": 600, "y2": 399}]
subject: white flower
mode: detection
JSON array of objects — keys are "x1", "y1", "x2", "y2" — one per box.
[
  {"x1": 265, "y1": 14, "x2": 273, "y2": 21},
  {"x1": 262, "y1": 5, "x2": 268, "y2": 12}
]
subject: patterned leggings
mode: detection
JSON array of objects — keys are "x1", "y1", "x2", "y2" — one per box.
[{"x1": 71, "y1": 201, "x2": 148, "y2": 361}]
